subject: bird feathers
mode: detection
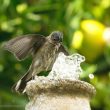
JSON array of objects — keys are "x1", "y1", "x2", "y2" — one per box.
[{"x1": 3, "y1": 34, "x2": 46, "y2": 60}]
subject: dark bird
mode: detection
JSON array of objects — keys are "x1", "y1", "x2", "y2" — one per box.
[{"x1": 4, "y1": 31, "x2": 69, "y2": 93}]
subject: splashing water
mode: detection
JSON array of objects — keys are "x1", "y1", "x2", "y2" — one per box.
[{"x1": 48, "y1": 52, "x2": 85, "y2": 80}]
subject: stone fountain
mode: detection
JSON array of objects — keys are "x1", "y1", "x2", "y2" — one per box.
[{"x1": 25, "y1": 53, "x2": 96, "y2": 110}]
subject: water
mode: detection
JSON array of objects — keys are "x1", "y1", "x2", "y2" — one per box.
[{"x1": 48, "y1": 52, "x2": 85, "y2": 80}]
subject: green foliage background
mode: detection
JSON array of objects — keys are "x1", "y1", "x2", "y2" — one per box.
[{"x1": 0, "y1": 0, "x2": 110, "y2": 110}]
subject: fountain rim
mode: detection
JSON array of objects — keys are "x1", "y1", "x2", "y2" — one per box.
[{"x1": 26, "y1": 76, "x2": 96, "y2": 98}]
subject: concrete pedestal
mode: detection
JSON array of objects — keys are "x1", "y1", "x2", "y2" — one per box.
[{"x1": 25, "y1": 77, "x2": 96, "y2": 110}]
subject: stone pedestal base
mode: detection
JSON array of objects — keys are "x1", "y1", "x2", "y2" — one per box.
[{"x1": 25, "y1": 77, "x2": 96, "y2": 110}]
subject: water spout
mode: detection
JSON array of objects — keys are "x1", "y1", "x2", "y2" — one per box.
[{"x1": 48, "y1": 52, "x2": 85, "y2": 80}]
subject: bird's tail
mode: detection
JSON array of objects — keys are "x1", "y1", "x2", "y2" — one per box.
[{"x1": 11, "y1": 70, "x2": 32, "y2": 93}]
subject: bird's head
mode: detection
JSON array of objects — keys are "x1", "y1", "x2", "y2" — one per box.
[{"x1": 49, "y1": 31, "x2": 63, "y2": 44}]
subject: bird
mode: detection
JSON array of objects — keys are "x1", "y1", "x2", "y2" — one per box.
[{"x1": 3, "y1": 31, "x2": 69, "y2": 93}]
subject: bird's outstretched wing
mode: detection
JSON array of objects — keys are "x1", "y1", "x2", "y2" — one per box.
[
  {"x1": 3, "y1": 34, "x2": 46, "y2": 60},
  {"x1": 58, "y1": 44, "x2": 69, "y2": 55}
]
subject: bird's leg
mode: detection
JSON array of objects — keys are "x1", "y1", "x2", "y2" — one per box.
[
  {"x1": 32, "y1": 75, "x2": 35, "y2": 80},
  {"x1": 31, "y1": 71, "x2": 35, "y2": 80}
]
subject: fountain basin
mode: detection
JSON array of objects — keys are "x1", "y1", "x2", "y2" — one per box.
[{"x1": 25, "y1": 77, "x2": 96, "y2": 110}]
